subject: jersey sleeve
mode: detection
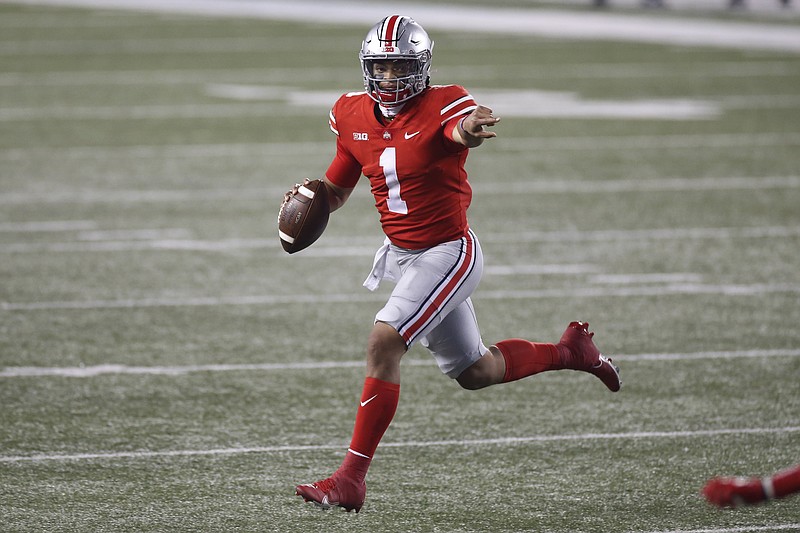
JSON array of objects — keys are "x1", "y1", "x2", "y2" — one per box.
[
  {"x1": 324, "y1": 97, "x2": 362, "y2": 189},
  {"x1": 439, "y1": 88, "x2": 477, "y2": 144}
]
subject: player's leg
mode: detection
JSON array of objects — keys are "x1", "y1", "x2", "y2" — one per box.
[
  {"x1": 454, "y1": 346, "x2": 505, "y2": 390},
  {"x1": 419, "y1": 296, "x2": 490, "y2": 386},
  {"x1": 425, "y1": 310, "x2": 621, "y2": 391},
  {"x1": 386, "y1": 230, "x2": 482, "y2": 348},
  {"x1": 422, "y1": 296, "x2": 621, "y2": 391},
  {"x1": 341, "y1": 321, "x2": 405, "y2": 481},
  {"x1": 297, "y1": 233, "x2": 479, "y2": 511},
  {"x1": 295, "y1": 321, "x2": 404, "y2": 513},
  {"x1": 346, "y1": 231, "x2": 481, "y2": 461},
  {"x1": 493, "y1": 322, "x2": 621, "y2": 391},
  {"x1": 419, "y1": 297, "x2": 570, "y2": 390},
  {"x1": 365, "y1": 320, "x2": 407, "y2": 382}
]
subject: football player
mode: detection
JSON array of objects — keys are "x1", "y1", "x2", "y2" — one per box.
[
  {"x1": 293, "y1": 14, "x2": 621, "y2": 513},
  {"x1": 702, "y1": 464, "x2": 800, "y2": 507}
]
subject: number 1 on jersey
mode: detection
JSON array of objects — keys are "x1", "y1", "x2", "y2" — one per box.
[{"x1": 380, "y1": 147, "x2": 408, "y2": 215}]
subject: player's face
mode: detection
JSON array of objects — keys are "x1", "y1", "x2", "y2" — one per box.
[{"x1": 371, "y1": 60, "x2": 414, "y2": 90}]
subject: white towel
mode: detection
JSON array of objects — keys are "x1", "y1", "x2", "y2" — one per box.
[{"x1": 363, "y1": 238, "x2": 392, "y2": 291}]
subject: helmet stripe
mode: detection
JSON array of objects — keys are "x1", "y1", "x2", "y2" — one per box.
[{"x1": 381, "y1": 15, "x2": 402, "y2": 45}]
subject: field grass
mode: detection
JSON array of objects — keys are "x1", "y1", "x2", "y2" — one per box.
[{"x1": 1, "y1": 2, "x2": 799, "y2": 532}]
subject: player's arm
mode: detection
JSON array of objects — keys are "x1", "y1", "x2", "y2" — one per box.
[
  {"x1": 702, "y1": 464, "x2": 800, "y2": 507},
  {"x1": 771, "y1": 464, "x2": 800, "y2": 500},
  {"x1": 282, "y1": 178, "x2": 352, "y2": 214},
  {"x1": 321, "y1": 133, "x2": 360, "y2": 212},
  {"x1": 452, "y1": 104, "x2": 500, "y2": 148},
  {"x1": 323, "y1": 177, "x2": 353, "y2": 213}
]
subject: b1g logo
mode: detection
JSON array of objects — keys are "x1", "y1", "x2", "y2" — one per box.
[{"x1": 353, "y1": 132, "x2": 369, "y2": 141}]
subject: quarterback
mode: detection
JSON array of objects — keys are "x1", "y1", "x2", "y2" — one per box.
[{"x1": 292, "y1": 14, "x2": 622, "y2": 513}]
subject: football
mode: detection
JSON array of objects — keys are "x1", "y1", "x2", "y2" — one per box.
[{"x1": 277, "y1": 179, "x2": 330, "y2": 254}]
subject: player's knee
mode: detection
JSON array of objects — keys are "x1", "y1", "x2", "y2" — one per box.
[
  {"x1": 455, "y1": 365, "x2": 493, "y2": 390},
  {"x1": 455, "y1": 350, "x2": 503, "y2": 390},
  {"x1": 456, "y1": 371, "x2": 491, "y2": 390},
  {"x1": 456, "y1": 375, "x2": 484, "y2": 390},
  {"x1": 366, "y1": 322, "x2": 407, "y2": 361}
]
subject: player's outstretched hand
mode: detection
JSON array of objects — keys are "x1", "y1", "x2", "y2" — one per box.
[
  {"x1": 461, "y1": 105, "x2": 500, "y2": 140},
  {"x1": 702, "y1": 476, "x2": 766, "y2": 507}
]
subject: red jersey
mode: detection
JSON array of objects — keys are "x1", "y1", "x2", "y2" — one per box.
[{"x1": 325, "y1": 85, "x2": 477, "y2": 249}]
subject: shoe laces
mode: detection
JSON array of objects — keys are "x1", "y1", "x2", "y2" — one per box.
[{"x1": 313, "y1": 477, "x2": 337, "y2": 493}]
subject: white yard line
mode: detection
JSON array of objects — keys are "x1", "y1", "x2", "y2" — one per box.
[
  {"x1": 2, "y1": 283, "x2": 799, "y2": 311},
  {"x1": 0, "y1": 68, "x2": 302, "y2": 86},
  {"x1": 528, "y1": 0, "x2": 799, "y2": 13},
  {"x1": 2, "y1": 225, "x2": 798, "y2": 254},
  {"x1": 74, "y1": 228, "x2": 191, "y2": 241},
  {"x1": 0, "y1": 220, "x2": 97, "y2": 232},
  {"x1": 0, "y1": 91, "x2": 796, "y2": 122},
  {"x1": 0, "y1": 293, "x2": 380, "y2": 311},
  {"x1": 1, "y1": 133, "x2": 797, "y2": 162},
  {"x1": 480, "y1": 283, "x2": 800, "y2": 300},
  {"x1": 491, "y1": 225, "x2": 800, "y2": 243},
  {"x1": 485, "y1": 264, "x2": 600, "y2": 275},
  {"x1": 495, "y1": 133, "x2": 800, "y2": 151},
  {"x1": 479, "y1": 176, "x2": 800, "y2": 194},
  {"x1": 0, "y1": 62, "x2": 796, "y2": 87},
  {"x1": 620, "y1": 349, "x2": 800, "y2": 361},
  {"x1": 0, "y1": 142, "x2": 333, "y2": 161},
  {"x1": 0, "y1": 359, "x2": 423, "y2": 378},
  {"x1": 1, "y1": 349, "x2": 798, "y2": 378},
  {"x1": 640, "y1": 526, "x2": 800, "y2": 533},
  {"x1": 0, "y1": 188, "x2": 288, "y2": 206},
  {"x1": 4, "y1": 0, "x2": 799, "y2": 18},
  {"x1": 1, "y1": 177, "x2": 798, "y2": 207},
  {"x1": 5, "y1": 0, "x2": 800, "y2": 52},
  {"x1": 0, "y1": 37, "x2": 348, "y2": 56},
  {"x1": 0, "y1": 426, "x2": 797, "y2": 463},
  {"x1": 0, "y1": 238, "x2": 277, "y2": 253},
  {"x1": 0, "y1": 102, "x2": 321, "y2": 121},
  {"x1": 589, "y1": 273, "x2": 704, "y2": 284}
]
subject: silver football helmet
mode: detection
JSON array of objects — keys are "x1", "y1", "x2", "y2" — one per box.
[{"x1": 359, "y1": 15, "x2": 434, "y2": 106}]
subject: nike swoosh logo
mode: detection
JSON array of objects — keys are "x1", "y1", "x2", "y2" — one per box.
[
  {"x1": 360, "y1": 394, "x2": 378, "y2": 407},
  {"x1": 404, "y1": 131, "x2": 420, "y2": 140}
]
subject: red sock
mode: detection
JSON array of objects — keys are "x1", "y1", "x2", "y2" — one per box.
[
  {"x1": 495, "y1": 339, "x2": 567, "y2": 383},
  {"x1": 338, "y1": 377, "x2": 400, "y2": 483}
]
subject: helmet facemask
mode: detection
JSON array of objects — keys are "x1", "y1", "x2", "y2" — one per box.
[{"x1": 362, "y1": 57, "x2": 429, "y2": 106}]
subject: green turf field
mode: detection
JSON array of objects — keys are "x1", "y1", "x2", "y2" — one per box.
[{"x1": 1, "y1": 2, "x2": 799, "y2": 532}]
